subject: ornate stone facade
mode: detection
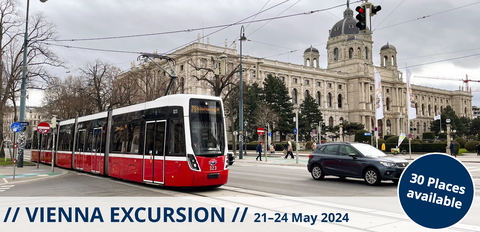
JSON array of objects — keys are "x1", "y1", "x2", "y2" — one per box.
[{"x1": 124, "y1": 4, "x2": 472, "y2": 140}]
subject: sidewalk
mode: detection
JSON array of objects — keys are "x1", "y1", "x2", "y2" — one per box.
[
  {"x1": 232, "y1": 151, "x2": 480, "y2": 166},
  {"x1": 0, "y1": 163, "x2": 66, "y2": 185}
]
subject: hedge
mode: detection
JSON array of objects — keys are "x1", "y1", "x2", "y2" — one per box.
[
  {"x1": 465, "y1": 141, "x2": 479, "y2": 152},
  {"x1": 454, "y1": 137, "x2": 467, "y2": 148},
  {"x1": 383, "y1": 142, "x2": 456, "y2": 153}
]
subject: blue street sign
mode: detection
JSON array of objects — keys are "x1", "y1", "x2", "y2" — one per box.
[
  {"x1": 293, "y1": 128, "x2": 297, "y2": 134},
  {"x1": 364, "y1": 132, "x2": 372, "y2": 136},
  {"x1": 268, "y1": 132, "x2": 272, "y2": 137},
  {"x1": 11, "y1": 122, "x2": 22, "y2": 133}
]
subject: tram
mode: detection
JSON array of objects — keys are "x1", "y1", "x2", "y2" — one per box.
[{"x1": 31, "y1": 94, "x2": 229, "y2": 187}]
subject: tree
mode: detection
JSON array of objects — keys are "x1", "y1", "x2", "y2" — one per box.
[
  {"x1": 299, "y1": 94, "x2": 322, "y2": 141},
  {"x1": 263, "y1": 74, "x2": 294, "y2": 140},
  {"x1": 430, "y1": 106, "x2": 462, "y2": 136},
  {"x1": 1, "y1": 0, "x2": 62, "y2": 157},
  {"x1": 79, "y1": 60, "x2": 121, "y2": 112},
  {"x1": 187, "y1": 56, "x2": 239, "y2": 97}
]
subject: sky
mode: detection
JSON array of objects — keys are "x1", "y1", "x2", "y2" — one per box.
[{"x1": 24, "y1": 0, "x2": 480, "y2": 107}]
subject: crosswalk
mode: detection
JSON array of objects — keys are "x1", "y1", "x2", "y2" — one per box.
[{"x1": 0, "y1": 185, "x2": 15, "y2": 192}]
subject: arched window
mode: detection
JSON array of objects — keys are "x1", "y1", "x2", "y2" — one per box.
[
  {"x1": 327, "y1": 93, "x2": 332, "y2": 107},
  {"x1": 378, "y1": 119, "x2": 383, "y2": 137},
  {"x1": 313, "y1": 58, "x2": 317, "y2": 68},
  {"x1": 370, "y1": 95, "x2": 373, "y2": 110},
  {"x1": 386, "y1": 120, "x2": 391, "y2": 135},
  {"x1": 329, "y1": 117, "x2": 334, "y2": 127},
  {"x1": 349, "y1": 48, "x2": 353, "y2": 59},
  {"x1": 391, "y1": 56, "x2": 395, "y2": 66},
  {"x1": 334, "y1": 48, "x2": 339, "y2": 61},
  {"x1": 365, "y1": 47, "x2": 368, "y2": 59},
  {"x1": 434, "y1": 105, "x2": 437, "y2": 115},
  {"x1": 306, "y1": 59, "x2": 310, "y2": 66},
  {"x1": 422, "y1": 104, "x2": 425, "y2": 116},
  {"x1": 305, "y1": 90, "x2": 310, "y2": 99},
  {"x1": 340, "y1": 117, "x2": 344, "y2": 122},
  {"x1": 383, "y1": 56, "x2": 388, "y2": 67},
  {"x1": 440, "y1": 106, "x2": 443, "y2": 113},
  {"x1": 357, "y1": 47, "x2": 361, "y2": 58},
  {"x1": 415, "y1": 103, "x2": 418, "y2": 114},
  {"x1": 316, "y1": 91, "x2": 321, "y2": 105},
  {"x1": 428, "y1": 105, "x2": 431, "y2": 116},
  {"x1": 292, "y1": 89, "x2": 297, "y2": 104},
  {"x1": 386, "y1": 97, "x2": 390, "y2": 111},
  {"x1": 338, "y1": 94, "x2": 342, "y2": 108}
]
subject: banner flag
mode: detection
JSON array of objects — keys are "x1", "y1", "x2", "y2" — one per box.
[
  {"x1": 398, "y1": 133, "x2": 406, "y2": 147},
  {"x1": 434, "y1": 115, "x2": 441, "y2": 120},
  {"x1": 374, "y1": 67, "x2": 384, "y2": 120},
  {"x1": 406, "y1": 69, "x2": 417, "y2": 120}
]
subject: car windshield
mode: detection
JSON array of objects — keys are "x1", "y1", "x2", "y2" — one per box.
[{"x1": 351, "y1": 143, "x2": 387, "y2": 157}]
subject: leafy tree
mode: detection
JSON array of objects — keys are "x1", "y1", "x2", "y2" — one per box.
[
  {"x1": 299, "y1": 94, "x2": 322, "y2": 141},
  {"x1": 430, "y1": 106, "x2": 461, "y2": 136},
  {"x1": 263, "y1": 74, "x2": 294, "y2": 140}
]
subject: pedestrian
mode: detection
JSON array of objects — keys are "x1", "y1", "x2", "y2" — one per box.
[
  {"x1": 270, "y1": 142, "x2": 275, "y2": 154},
  {"x1": 477, "y1": 143, "x2": 480, "y2": 156},
  {"x1": 284, "y1": 138, "x2": 294, "y2": 159},
  {"x1": 256, "y1": 141, "x2": 263, "y2": 161},
  {"x1": 450, "y1": 140, "x2": 456, "y2": 157},
  {"x1": 311, "y1": 142, "x2": 317, "y2": 150}
]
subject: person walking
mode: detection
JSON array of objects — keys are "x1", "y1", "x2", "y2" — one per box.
[
  {"x1": 450, "y1": 140, "x2": 456, "y2": 157},
  {"x1": 477, "y1": 143, "x2": 480, "y2": 156},
  {"x1": 256, "y1": 141, "x2": 263, "y2": 161},
  {"x1": 284, "y1": 138, "x2": 294, "y2": 159}
]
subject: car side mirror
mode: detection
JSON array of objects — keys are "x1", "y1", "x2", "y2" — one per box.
[{"x1": 348, "y1": 153, "x2": 357, "y2": 159}]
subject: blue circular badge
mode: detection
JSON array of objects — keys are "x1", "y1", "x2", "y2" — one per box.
[{"x1": 398, "y1": 153, "x2": 474, "y2": 229}]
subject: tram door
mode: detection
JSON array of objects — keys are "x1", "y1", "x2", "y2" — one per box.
[
  {"x1": 91, "y1": 127, "x2": 102, "y2": 173},
  {"x1": 143, "y1": 120, "x2": 166, "y2": 184},
  {"x1": 75, "y1": 129, "x2": 86, "y2": 170}
]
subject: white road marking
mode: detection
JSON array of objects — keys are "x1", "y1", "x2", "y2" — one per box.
[{"x1": 2, "y1": 178, "x2": 8, "y2": 183}]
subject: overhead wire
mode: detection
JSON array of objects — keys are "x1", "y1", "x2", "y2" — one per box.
[
  {"x1": 372, "y1": 0, "x2": 406, "y2": 30},
  {"x1": 247, "y1": 0, "x2": 302, "y2": 38}
]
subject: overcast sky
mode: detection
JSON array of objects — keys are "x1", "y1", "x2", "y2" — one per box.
[{"x1": 25, "y1": 0, "x2": 480, "y2": 108}]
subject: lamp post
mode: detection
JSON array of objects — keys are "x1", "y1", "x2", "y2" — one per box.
[
  {"x1": 446, "y1": 119, "x2": 451, "y2": 154},
  {"x1": 18, "y1": 0, "x2": 48, "y2": 168},
  {"x1": 244, "y1": 120, "x2": 248, "y2": 156},
  {"x1": 238, "y1": 26, "x2": 246, "y2": 159},
  {"x1": 293, "y1": 105, "x2": 299, "y2": 164}
]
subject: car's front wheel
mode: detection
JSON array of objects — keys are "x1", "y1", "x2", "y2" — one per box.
[
  {"x1": 364, "y1": 168, "x2": 381, "y2": 185},
  {"x1": 311, "y1": 164, "x2": 325, "y2": 180}
]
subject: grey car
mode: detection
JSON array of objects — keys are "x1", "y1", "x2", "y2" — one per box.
[{"x1": 307, "y1": 142, "x2": 408, "y2": 185}]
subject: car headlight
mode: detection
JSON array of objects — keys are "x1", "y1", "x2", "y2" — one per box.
[{"x1": 380, "y1": 161, "x2": 395, "y2": 167}]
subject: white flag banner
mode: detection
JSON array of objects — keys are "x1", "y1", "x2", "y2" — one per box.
[
  {"x1": 398, "y1": 133, "x2": 406, "y2": 147},
  {"x1": 374, "y1": 67, "x2": 384, "y2": 120},
  {"x1": 434, "y1": 115, "x2": 441, "y2": 120},
  {"x1": 406, "y1": 69, "x2": 417, "y2": 120}
]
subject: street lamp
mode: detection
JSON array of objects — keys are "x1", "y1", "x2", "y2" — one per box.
[
  {"x1": 293, "y1": 104, "x2": 299, "y2": 164},
  {"x1": 238, "y1": 26, "x2": 246, "y2": 159},
  {"x1": 19, "y1": 0, "x2": 48, "y2": 168}
]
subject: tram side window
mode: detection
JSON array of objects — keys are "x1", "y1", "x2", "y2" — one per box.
[
  {"x1": 168, "y1": 119, "x2": 185, "y2": 156},
  {"x1": 32, "y1": 131, "x2": 39, "y2": 149},
  {"x1": 40, "y1": 134, "x2": 52, "y2": 150},
  {"x1": 111, "y1": 115, "x2": 127, "y2": 153},
  {"x1": 58, "y1": 125, "x2": 74, "y2": 151},
  {"x1": 110, "y1": 114, "x2": 141, "y2": 154}
]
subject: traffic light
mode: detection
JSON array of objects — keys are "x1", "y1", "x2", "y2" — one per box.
[
  {"x1": 370, "y1": 5, "x2": 382, "y2": 16},
  {"x1": 355, "y1": 6, "x2": 366, "y2": 30}
]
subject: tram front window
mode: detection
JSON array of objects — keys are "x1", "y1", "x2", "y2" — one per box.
[{"x1": 190, "y1": 99, "x2": 225, "y2": 157}]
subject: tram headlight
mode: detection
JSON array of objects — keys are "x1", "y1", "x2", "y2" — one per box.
[{"x1": 187, "y1": 154, "x2": 200, "y2": 171}]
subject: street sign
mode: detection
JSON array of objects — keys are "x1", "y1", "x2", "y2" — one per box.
[
  {"x1": 364, "y1": 132, "x2": 372, "y2": 136},
  {"x1": 293, "y1": 128, "x2": 297, "y2": 134},
  {"x1": 312, "y1": 129, "x2": 316, "y2": 134},
  {"x1": 233, "y1": 131, "x2": 238, "y2": 136},
  {"x1": 408, "y1": 133, "x2": 413, "y2": 139},
  {"x1": 268, "y1": 132, "x2": 272, "y2": 137},
  {"x1": 10, "y1": 122, "x2": 22, "y2": 133},
  {"x1": 374, "y1": 127, "x2": 378, "y2": 131},
  {"x1": 257, "y1": 127, "x2": 265, "y2": 136},
  {"x1": 37, "y1": 122, "x2": 51, "y2": 134},
  {"x1": 19, "y1": 121, "x2": 29, "y2": 127}
]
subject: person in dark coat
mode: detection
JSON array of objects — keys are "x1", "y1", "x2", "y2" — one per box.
[
  {"x1": 450, "y1": 140, "x2": 456, "y2": 157},
  {"x1": 476, "y1": 143, "x2": 480, "y2": 156},
  {"x1": 256, "y1": 141, "x2": 263, "y2": 161}
]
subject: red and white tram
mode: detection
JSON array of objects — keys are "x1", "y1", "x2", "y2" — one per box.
[{"x1": 31, "y1": 94, "x2": 229, "y2": 187}]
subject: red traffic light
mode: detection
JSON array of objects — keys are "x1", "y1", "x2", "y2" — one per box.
[{"x1": 355, "y1": 6, "x2": 365, "y2": 14}]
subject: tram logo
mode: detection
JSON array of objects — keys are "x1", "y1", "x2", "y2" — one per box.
[{"x1": 209, "y1": 159, "x2": 217, "y2": 166}]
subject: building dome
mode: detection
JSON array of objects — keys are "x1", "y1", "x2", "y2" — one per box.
[
  {"x1": 329, "y1": 6, "x2": 360, "y2": 38},
  {"x1": 381, "y1": 42, "x2": 396, "y2": 51},
  {"x1": 304, "y1": 46, "x2": 319, "y2": 53}
]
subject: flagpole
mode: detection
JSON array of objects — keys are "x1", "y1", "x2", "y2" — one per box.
[{"x1": 407, "y1": 63, "x2": 412, "y2": 160}]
